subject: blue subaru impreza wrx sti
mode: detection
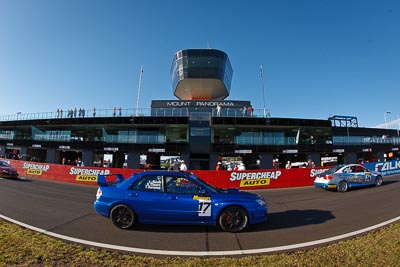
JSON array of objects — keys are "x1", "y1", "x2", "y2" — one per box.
[{"x1": 94, "y1": 171, "x2": 267, "y2": 232}]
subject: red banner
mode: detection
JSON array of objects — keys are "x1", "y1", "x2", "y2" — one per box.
[{"x1": 3, "y1": 159, "x2": 331, "y2": 190}]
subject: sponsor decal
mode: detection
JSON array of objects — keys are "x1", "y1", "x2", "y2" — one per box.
[
  {"x1": 70, "y1": 167, "x2": 111, "y2": 183},
  {"x1": 76, "y1": 175, "x2": 97, "y2": 182},
  {"x1": 230, "y1": 171, "x2": 281, "y2": 181},
  {"x1": 240, "y1": 178, "x2": 270, "y2": 187},
  {"x1": 23, "y1": 163, "x2": 50, "y2": 176},
  {"x1": 69, "y1": 167, "x2": 110, "y2": 176},
  {"x1": 374, "y1": 161, "x2": 400, "y2": 172},
  {"x1": 328, "y1": 184, "x2": 337, "y2": 189},
  {"x1": 145, "y1": 178, "x2": 162, "y2": 190},
  {"x1": 193, "y1": 195, "x2": 211, "y2": 201},
  {"x1": 23, "y1": 163, "x2": 50, "y2": 172},
  {"x1": 27, "y1": 169, "x2": 43, "y2": 175},
  {"x1": 230, "y1": 171, "x2": 281, "y2": 188}
]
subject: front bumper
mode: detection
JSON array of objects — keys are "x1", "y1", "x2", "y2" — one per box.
[
  {"x1": 1, "y1": 172, "x2": 19, "y2": 178},
  {"x1": 250, "y1": 206, "x2": 268, "y2": 224}
]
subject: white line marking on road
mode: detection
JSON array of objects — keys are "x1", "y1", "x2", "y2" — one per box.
[{"x1": 1, "y1": 213, "x2": 399, "y2": 256}]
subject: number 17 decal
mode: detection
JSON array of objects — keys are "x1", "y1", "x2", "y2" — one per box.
[{"x1": 198, "y1": 199, "x2": 212, "y2": 216}]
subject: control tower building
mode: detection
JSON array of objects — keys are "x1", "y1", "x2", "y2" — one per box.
[{"x1": 171, "y1": 49, "x2": 233, "y2": 101}]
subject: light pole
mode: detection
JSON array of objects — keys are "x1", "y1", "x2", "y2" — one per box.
[
  {"x1": 260, "y1": 65, "x2": 267, "y2": 118},
  {"x1": 397, "y1": 114, "x2": 400, "y2": 136},
  {"x1": 384, "y1": 111, "x2": 391, "y2": 129}
]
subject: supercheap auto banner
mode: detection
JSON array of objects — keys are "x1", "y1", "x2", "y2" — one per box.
[
  {"x1": 192, "y1": 168, "x2": 331, "y2": 189},
  {"x1": 364, "y1": 160, "x2": 400, "y2": 176},
  {"x1": 3, "y1": 158, "x2": 331, "y2": 190},
  {"x1": 2, "y1": 159, "x2": 136, "y2": 185}
]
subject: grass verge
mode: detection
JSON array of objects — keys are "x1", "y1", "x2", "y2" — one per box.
[{"x1": 0, "y1": 220, "x2": 399, "y2": 266}]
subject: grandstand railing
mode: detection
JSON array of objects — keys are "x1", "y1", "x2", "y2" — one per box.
[{"x1": 0, "y1": 107, "x2": 270, "y2": 122}]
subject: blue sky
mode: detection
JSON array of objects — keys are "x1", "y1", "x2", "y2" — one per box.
[{"x1": 0, "y1": 0, "x2": 399, "y2": 129}]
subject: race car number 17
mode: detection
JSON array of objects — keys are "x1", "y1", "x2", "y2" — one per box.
[{"x1": 198, "y1": 199, "x2": 211, "y2": 216}]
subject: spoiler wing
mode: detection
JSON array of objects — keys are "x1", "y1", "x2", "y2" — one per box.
[{"x1": 97, "y1": 174, "x2": 125, "y2": 186}]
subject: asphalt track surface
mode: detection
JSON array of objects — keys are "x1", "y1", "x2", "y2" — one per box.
[{"x1": 0, "y1": 174, "x2": 399, "y2": 257}]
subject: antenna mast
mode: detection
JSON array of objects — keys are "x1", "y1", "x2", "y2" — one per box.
[{"x1": 135, "y1": 65, "x2": 143, "y2": 116}]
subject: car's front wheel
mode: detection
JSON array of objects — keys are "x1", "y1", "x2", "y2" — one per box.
[
  {"x1": 218, "y1": 206, "x2": 248, "y2": 233},
  {"x1": 375, "y1": 175, "x2": 383, "y2": 187},
  {"x1": 110, "y1": 204, "x2": 136, "y2": 229},
  {"x1": 338, "y1": 181, "x2": 348, "y2": 192}
]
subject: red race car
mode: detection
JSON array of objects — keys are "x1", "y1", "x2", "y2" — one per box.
[{"x1": 0, "y1": 160, "x2": 19, "y2": 178}]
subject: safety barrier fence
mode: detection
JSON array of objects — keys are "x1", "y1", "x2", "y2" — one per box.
[{"x1": 3, "y1": 158, "x2": 399, "y2": 190}]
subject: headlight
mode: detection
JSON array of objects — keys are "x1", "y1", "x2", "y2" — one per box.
[{"x1": 255, "y1": 198, "x2": 266, "y2": 206}]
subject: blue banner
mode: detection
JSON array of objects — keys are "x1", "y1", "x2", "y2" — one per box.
[{"x1": 364, "y1": 160, "x2": 400, "y2": 176}]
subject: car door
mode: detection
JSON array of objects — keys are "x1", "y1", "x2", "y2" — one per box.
[
  {"x1": 128, "y1": 174, "x2": 212, "y2": 224},
  {"x1": 349, "y1": 165, "x2": 366, "y2": 184},
  {"x1": 126, "y1": 174, "x2": 167, "y2": 223},
  {"x1": 361, "y1": 166, "x2": 374, "y2": 184},
  {"x1": 160, "y1": 175, "x2": 213, "y2": 224}
]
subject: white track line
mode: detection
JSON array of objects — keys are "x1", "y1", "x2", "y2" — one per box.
[{"x1": 1, "y1": 213, "x2": 399, "y2": 256}]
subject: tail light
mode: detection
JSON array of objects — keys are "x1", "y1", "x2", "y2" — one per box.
[
  {"x1": 96, "y1": 188, "x2": 102, "y2": 200},
  {"x1": 325, "y1": 175, "x2": 333, "y2": 180}
]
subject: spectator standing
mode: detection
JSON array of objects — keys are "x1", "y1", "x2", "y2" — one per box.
[
  {"x1": 285, "y1": 161, "x2": 292, "y2": 169},
  {"x1": 272, "y1": 159, "x2": 280, "y2": 169},
  {"x1": 76, "y1": 157, "x2": 84, "y2": 166},
  {"x1": 238, "y1": 162, "x2": 246, "y2": 171},
  {"x1": 216, "y1": 104, "x2": 221, "y2": 117},
  {"x1": 216, "y1": 162, "x2": 222, "y2": 171},
  {"x1": 242, "y1": 106, "x2": 247, "y2": 117},
  {"x1": 227, "y1": 164, "x2": 232, "y2": 171},
  {"x1": 179, "y1": 160, "x2": 187, "y2": 171},
  {"x1": 255, "y1": 159, "x2": 261, "y2": 169},
  {"x1": 233, "y1": 164, "x2": 239, "y2": 171},
  {"x1": 93, "y1": 107, "x2": 96, "y2": 117},
  {"x1": 248, "y1": 106, "x2": 254, "y2": 117},
  {"x1": 307, "y1": 159, "x2": 315, "y2": 168}
]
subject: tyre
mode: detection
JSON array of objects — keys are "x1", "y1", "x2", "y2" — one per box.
[
  {"x1": 338, "y1": 181, "x2": 348, "y2": 192},
  {"x1": 110, "y1": 204, "x2": 136, "y2": 229},
  {"x1": 218, "y1": 206, "x2": 248, "y2": 233},
  {"x1": 374, "y1": 176, "x2": 383, "y2": 187}
]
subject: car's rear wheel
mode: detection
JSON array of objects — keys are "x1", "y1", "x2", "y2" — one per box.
[
  {"x1": 375, "y1": 175, "x2": 383, "y2": 187},
  {"x1": 218, "y1": 206, "x2": 248, "y2": 233},
  {"x1": 110, "y1": 204, "x2": 136, "y2": 229},
  {"x1": 338, "y1": 181, "x2": 348, "y2": 192}
]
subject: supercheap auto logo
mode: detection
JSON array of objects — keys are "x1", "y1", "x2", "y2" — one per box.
[
  {"x1": 23, "y1": 163, "x2": 50, "y2": 176},
  {"x1": 309, "y1": 168, "x2": 327, "y2": 178},
  {"x1": 230, "y1": 171, "x2": 282, "y2": 187},
  {"x1": 70, "y1": 167, "x2": 110, "y2": 182}
]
